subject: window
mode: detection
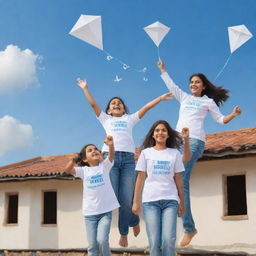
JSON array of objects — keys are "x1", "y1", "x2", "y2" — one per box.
[
  {"x1": 5, "y1": 193, "x2": 18, "y2": 224},
  {"x1": 43, "y1": 191, "x2": 57, "y2": 224},
  {"x1": 223, "y1": 174, "x2": 247, "y2": 219}
]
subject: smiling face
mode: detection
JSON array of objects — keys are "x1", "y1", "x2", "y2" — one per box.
[
  {"x1": 107, "y1": 98, "x2": 125, "y2": 117},
  {"x1": 189, "y1": 75, "x2": 206, "y2": 97},
  {"x1": 152, "y1": 123, "x2": 169, "y2": 145},
  {"x1": 83, "y1": 145, "x2": 100, "y2": 166}
]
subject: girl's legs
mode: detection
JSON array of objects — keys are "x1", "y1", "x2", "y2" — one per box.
[
  {"x1": 161, "y1": 200, "x2": 178, "y2": 256},
  {"x1": 97, "y1": 212, "x2": 112, "y2": 256},
  {"x1": 109, "y1": 151, "x2": 140, "y2": 246},
  {"x1": 181, "y1": 138, "x2": 205, "y2": 246},
  {"x1": 84, "y1": 212, "x2": 112, "y2": 256},
  {"x1": 143, "y1": 201, "x2": 162, "y2": 256}
]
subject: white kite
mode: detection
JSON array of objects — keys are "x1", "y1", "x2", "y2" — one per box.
[
  {"x1": 144, "y1": 21, "x2": 170, "y2": 58},
  {"x1": 215, "y1": 24, "x2": 253, "y2": 81},
  {"x1": 69, "y1": 14, "x2": 103, "y2": 50},
  {"x1": 228, "y1": 25, "x2": 253, "y2": 53},
  {"x1": 69, "y1": 14, "x2": 147, "y2": 81}
]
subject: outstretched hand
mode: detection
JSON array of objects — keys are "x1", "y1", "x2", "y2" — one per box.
[
  {"x1": 232, "y1": 106, "x2": 242, "y2": 116},
  {"x1": 157, "y1": 59, "x2": 166, "y2": 73},
  {"x1": 76, "y1": 78, "x2": 87, "y2": 89},
  {"x1": 104, "y1": 135, "x2": 113, "y2": 146},
  {"x1": 160, "y1": 92, "x2": 173, "y2": 101}
]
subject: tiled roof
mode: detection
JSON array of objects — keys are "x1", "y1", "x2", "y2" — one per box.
[
  {"x1": 0, "y1": 127, "x2": 255, "y2": 179},
  {"x1": 0, "y1": 154, "x2": 75, "y2": 180},
  {"x1": 203, "y1": 127, "x2": 256, "y2": 157}
]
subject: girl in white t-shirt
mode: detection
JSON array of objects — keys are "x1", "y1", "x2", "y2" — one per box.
[
  {"x1": 76, "y1": 78, "x2": 172, "y2": 247},
  {"x1": 65, "y1": 135, "x2": 119, "y2": 256},
  {"x1": 132, "y1": 120, "x2": 185, "y2": 256},
  {"x1": 157, "y1": 60, "x2": 242, "y2": 246}
]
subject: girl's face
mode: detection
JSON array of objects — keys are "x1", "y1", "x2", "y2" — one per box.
[
  {"x1": 189, "y1": 76, "x2": 206, "y2": 97},
  {"x1": 152, "y1": 123, "x2": 169, "y2": 144},
  {"x1": 83, "y1": 145, "x2": 100, "y2": 165},
  {"x1": 108, "y1": 98, "x2": 125, "y2": 117}
]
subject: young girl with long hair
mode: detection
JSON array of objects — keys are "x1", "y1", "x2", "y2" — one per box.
[
  {"x1": 132, "y1": 120, "x2": 185, "y2": 256},
  {"x1": 157, "y1": 60, "x2": 242, "y2": 246},
  {"x1": 65, "y1": 135, "x2": 119, "y2": 256},
  {"x1": 76, "y1": 78, "x2": 173, "y2": 247}
]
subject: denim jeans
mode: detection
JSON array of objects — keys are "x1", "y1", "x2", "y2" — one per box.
[
  {"x1": 181, "y1": 137, "x2": 205, "y2": 233},
  {"x1": 104, "y1": 151, "x2": 139, "y2": 235},
  {"x1": 143, "y1": 200, "x2": 178, "y2": 256},
  {"x1": 84, "y1": 212, "x2": 112, "y2": 256}
]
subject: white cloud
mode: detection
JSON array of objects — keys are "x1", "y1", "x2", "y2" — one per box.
[
  {"x1": 0, "y1": 45, "x2": 40, "y2": 94},
  {"x1": 0, "y1": 115, "x2": 35, "y2": 156}
]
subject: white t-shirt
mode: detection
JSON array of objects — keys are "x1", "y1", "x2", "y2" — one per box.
[
  {"x1": 74, "y1": 158, "x2": 120, "y2": 216},
  {"x1": 97, "y1": 111, "x2": 140, "y2": 153},
  {"x1": 136, "y1": 147, "x2": 184, "y2": 203},
  {"x1": 161, "y1": 72, "x2": 225, "y2": 141}
]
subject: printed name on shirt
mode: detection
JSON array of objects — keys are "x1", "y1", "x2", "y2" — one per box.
[
  {"x1": 86, "y1": 174, "x2": 105, "y2": 189},
  {"x1": 153, "y1": 160, "x2": 171, "y2": 175},
  {"x1": 110, "y1": 120, "x2": 128, "y2": 132},
  {"x1": 184, "y1": 99, "x2": 203, "y2": 111}
]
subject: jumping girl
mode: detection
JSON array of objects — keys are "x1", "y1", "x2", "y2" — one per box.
[
  {"x1": 157, "y1": 59, "x2": 242, "y2": 246},
  {"x1": 132, "y1": 120, "x2": 185, "y2": 256},
  {"x1": 76, "y1": 78, "x2": 173, "y2": 247},
  {"x1": 65, "y1": 135, "x2": 119, "y2": 256}
]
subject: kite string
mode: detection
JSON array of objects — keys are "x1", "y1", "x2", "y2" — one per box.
[
  {"x1": 214, "y1": 54, "x2": 232, "y2": 82},
  {"x1": 103, "y1": 50, "x2": 146, "y2": 73},
  {"x1": 157, "y1": 47, "x2": 160, "y2": 60}
]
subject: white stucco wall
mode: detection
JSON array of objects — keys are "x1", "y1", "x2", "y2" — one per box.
[
  {"x1": 0, "y1": 155, "x2": 255, "y2": 249},
  {"x1": 182, "y1": 156, "x2": 256, "y2": 246},
  {"x1": 0, "y1": 178, "x2": 148, "y2": 250}
]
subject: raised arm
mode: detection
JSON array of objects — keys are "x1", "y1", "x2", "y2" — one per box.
[
  {"x1": 181, "y1": 127, "x2": 191, "y2": 163},
  {"x1": 76, "y1": 78, "x2": 102, "y2": 117},
  {"x1": 138, "y1": 92, "x2": 173, "y2": 119},
  {"x1": 64, "y1": 155, "x2": 78, "y2": 175},
  {"x1": 132, "y1": 171, "x2": 146, "y2": 215},
  {"x1": 174, "y1": 172, "x2": 185, "y2": 217},
  {"x1": 157, "y1": 60, "x2": 186, "y2": 102},
  {"x1": 104, "y1": 135, "x2": 115, "y2": 162},
  {"x1": 223, "y1": 106, "x2": 242, "y2": 124}
]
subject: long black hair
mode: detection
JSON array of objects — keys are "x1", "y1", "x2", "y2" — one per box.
[
  {"x1": 73, "y1": 144, "x2": 99, "y2": 167},
  {"x1": 190, "y1": 73, "x2": 229, "y2": 106},
  {"x1": 105, "y1": 97, "x2": 129, "y2": 115},
  {"x1": 141, "y1": 120, "x2": 183, "y2": 150}
]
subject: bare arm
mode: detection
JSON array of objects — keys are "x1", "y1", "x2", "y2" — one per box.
[
  {"x1": 138, "y1": 92, "x2": 173, "y2": 119},
  {"x1": 223, "y1": 106, "x2": 242, "y2": 124},
  {"x1": 104, "y1": 135, "x2": 115, "y2": 162},
  {"x1": 132, "y1": 171, "x2": 146, "y2": 215},
  {"x1": 76, "y1": 78, "x2": 102, "y2": 117},
  {"x1": 174, "y1": 172, "x2": 185, "y2": 217},
  {"x1": 64, "y1": 156, "x2": 77, "y2": 175},
  {"x1": 181, "y1": 127, "x2": 191, "y2": 163}
]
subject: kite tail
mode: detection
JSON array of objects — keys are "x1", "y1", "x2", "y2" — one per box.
[
  {"x1": 103, "y1": 50, "x2": 145, "y2": 73},
  {"x1": 214, "y1": 54, "x2": 232, "y2": 82}
]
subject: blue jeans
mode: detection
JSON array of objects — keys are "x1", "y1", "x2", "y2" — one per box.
[
  {"x1": 104, "y1": 151, "x2": 139, "y2": 235},
  {"x1": 84, "y1": 212, "x2": 112, "y2": 256},
  {"x1": 182, "y1": 137, "x2": 205, "y2": 233},
  {"x1": 143, "y1": 200, "x2": 178, "y2": 256}
]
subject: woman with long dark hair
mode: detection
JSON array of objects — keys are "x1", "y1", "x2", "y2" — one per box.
[{"x1": 157, "y1": 60, "x2": 241, "y2": 246}]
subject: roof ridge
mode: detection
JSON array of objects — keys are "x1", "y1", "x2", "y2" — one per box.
[{"x1": 0, "y1": 157, "x2": 43, "y2": 172}]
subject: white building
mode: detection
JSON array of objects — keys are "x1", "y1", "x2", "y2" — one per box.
[{"x1": 0, "y1": 127, "x2": 255, "y2": 255}]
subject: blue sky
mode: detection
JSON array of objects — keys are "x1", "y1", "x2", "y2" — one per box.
[{"x1": 0, "y1": 0, "x2": 255, "y2": 166}]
